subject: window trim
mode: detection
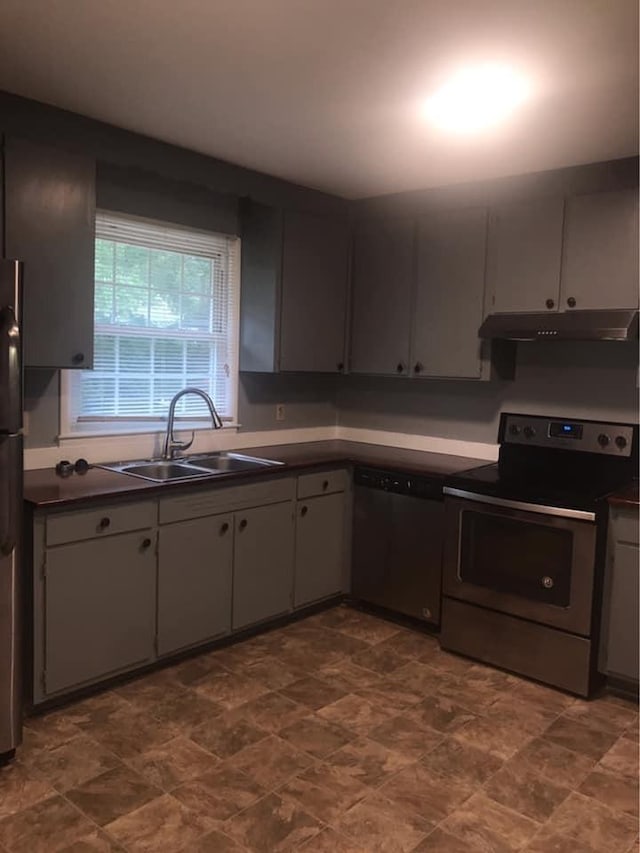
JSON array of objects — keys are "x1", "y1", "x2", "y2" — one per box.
[{"x1": 60, "y1": 216, "x2": 242, "y2": 440}]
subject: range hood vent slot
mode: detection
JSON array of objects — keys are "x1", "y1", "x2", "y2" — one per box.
[{"x1": 478, "y1": 309, "x2": 639, "y2": 342}]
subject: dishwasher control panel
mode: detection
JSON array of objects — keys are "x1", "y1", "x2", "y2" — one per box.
[{"x1": 354, "y1": 466, "x2": 443, "y2": 500}]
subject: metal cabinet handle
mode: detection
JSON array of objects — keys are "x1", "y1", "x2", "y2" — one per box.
[
  {"x1": 141, "y1": 537, "x2": 152, "y2": 549},
  {"x1": 98, "y1": 517, "x2": 111, "y2": 530},
  {"x1": 322, "y1": 480, "x2": 329, "y2": 491},
  {"x1": 567, "y1": 297, "x2": 576, "y2": 308},
  {"x1": 220, "y1": 522, "x2": 229, "y2": 534},
  {"x1": 72, "y1": 352, "x2": 85, "y2": 365},
  {"x1": 545, "y1": 299, "x2": 555, "y2": 310},
  {"x1": 336, "y1": 362, "x2": 344, "y2": 372},
  {"x1": 239, "y1": 519, "x2": 247, "y2": 530},
  {"x1": 396, "y1": 362, "x2": 405, "y2": 374},
  {"x1": 300, "y1": 505, "x2": 308, "y2": 517},
  {"x1": 413, "y1": 361, "x2": 423, "y2": 374}
]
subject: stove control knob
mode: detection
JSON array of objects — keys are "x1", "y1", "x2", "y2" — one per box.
[
  {"x1": 523, "y1": 426, "x2": 536, "y2": 439},
  {"x1": 508, "y1": 424, "x2": 521, "y2": 436},
  {"x1": 615, "y1": 435, "x2": 628, "y2": 450},
  {"x1": 597, "y1": 433, "x2": 610, "y2": 447}
]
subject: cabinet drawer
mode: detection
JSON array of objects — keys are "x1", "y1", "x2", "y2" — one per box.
[
  {"x1": 297, "y1": 469, "x2": 348, "y2": 499},
  {"x1": 46, "y1": 501, "x2": 157, "y2": 546},
  {"x1": 160, "y1": 477, "x2": 295, "y2": 524},
  {"x1": 611, "y1": 508, "x2": 640, "y2": 546}
]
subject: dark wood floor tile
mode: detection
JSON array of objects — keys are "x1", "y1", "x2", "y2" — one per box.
[
  {"x1": 316, "y1": 694, "x2": 391, "y2": 735},
  {"x1": 389, "y1": 661, "x2": 453, "y2": 697},
  {"x1": 297, "y1": 761, "x2": 370, "y2": 802},
  {"x1": 324, "y1": 611, "x2": 401, "y2": 645},
  {"x1": 20, "y1": 733, "x2": 121, "y2": 792},
  {"x1": 278, "y1": 771, "x2": 366, "y2": 824},
  {"x1": 405, "y1": 695, "x2": 476, "y2": 734},
  {"x1": 185, "y1": 829, "x2": 248, "y2": 852},
  {"x1": 485, "y1": 694, "x2": 561, "y2": 735},
  {"x1": 65, "y1": 764, "x2": 161, "y2": 826},
  {"x1": 367, "y1": 714, "x2": 444, "y2": 760},
  {"x1": 297, "y1": 826, "x2": 367, "y2": 852},
  {"x1": 224, "y1": 792, "x2": 322, "y2": 853},
  {"x1": 316, "y1": 661, "x2": 383, "y2": 694},
  {"x1": 412, "y1": 826, "x2": 486, "y2": 852},
  {"x1": 453, "y1": 715, "x2": 530, "y2": 761},
  {"x1": 0, "y1": 760, "x2": 56, "y2": 819},
  {"x1": 598, "y1": 734, "x2": 639, "y2": 779},
  {"x1": 440, "y1": 792, "x2": 539, "y2": 853},
  {"x1": 543, "y1": 717, "x2": 618, "y2": 761},
  {"x1": 483, "y1": 760, "x2": 571, "y2": 822},
  {"x1": 236, "y1": 691, "x2": 308, "y2": 734},
  {"x1": 172, "y1": 765, "x2": 264, "y2": 822},
  {"x1": 225, "y1": 735, "x2": 314, "y2": 789},
  {"x1": 279, "y1": 714, "x2": 353, "y2": 758},
  {"x1": 21, "y1": 708, "x2": 81, "y2": 751},
  {"x1": 105, "y1": 793, "x2": 214, "y2": 852},
  {"x1": 544, "y1": 791, "x2": 638, "y2": 852},
  {"x1": 323, "y1": 737, "x2": 413, "y2": 788},
  {"x1": 354, "y1": 681, "x2": 424, "y2": 715},
  {"x1": 435, "y1": 669, "x2": 511, "y2": 712},
  {"x1": 336, "y1": 791, "x2": 433, "y2": 852},
  {"x1": 125, "y1": 735, "x2": 219, "y2": 791},
  {"x1": 279, "y1": 676, "x2": 347, "y2": 711},
  {"x1": 0, "y1": 794, "x2": 95, "y2": 853},
  {"x1": 190, "y1": 711, "x2": 268, "y2": 759},
  {"x1": 373, "y1": 628, "x2": 439, "y2": 661},
  {"x1": 417, "y1": 645, "x2": 477, "y2": 676},
  {"x1": 509, "y1": 680, "x2": 577, "y2": 715},
  {"x1": 524, "y1": 827, "x2": 601, "y2": 853},
  {"x1": 378, "y1": 761, "x2": 473, "y2": 822},
  {"x1": 512, "y1": 737, "x2": 596, "y2": 787},
  {"x1": 73, "y1": 703, "x2": 177, "y2": 761},
  {"x1": 561, "y1": 697, "x2": 638, "y2": 735},
  {"x1": 169, "y1": 655, "x2": 231, "y2": 688},
  {"x1": 351, "y1": 645, "x2": 407, "y2": 676},
  {"x1": 420, "y1": 736, "x2": 504, "y2": 787},
  {"x1": 193, "y1": 669, "x2": 269, "y2": 710},
  {"x1": 57, "y1": 828, "x2": 127, "y2": 851},
  {"x1": 579, "y1": 768, "x2": 639, "y2": 817},
  {"x1": 228, "y1": 656, "x2": 304, "y2": 690}
]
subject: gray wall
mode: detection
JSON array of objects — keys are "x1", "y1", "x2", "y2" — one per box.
[{"x1": 336, "y1": 342, "x2": 639, "y2": 443}]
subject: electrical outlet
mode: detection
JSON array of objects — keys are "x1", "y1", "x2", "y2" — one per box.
[{"x1": 276, "y1": 403, "x2": 285, "y2": 422}]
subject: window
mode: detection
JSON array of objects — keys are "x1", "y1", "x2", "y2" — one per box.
[{"x1": 64, "y1": 211, "x2": 240, "y2": 436}]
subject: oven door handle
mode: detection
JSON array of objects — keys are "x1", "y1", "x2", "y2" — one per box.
[{"x1": 442, "y1": 487, "x2": 596, "y2": 522}]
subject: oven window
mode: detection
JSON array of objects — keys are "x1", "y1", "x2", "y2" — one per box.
[{"x1": 459, "y1": 511, "x2": 573, "y2": 606}]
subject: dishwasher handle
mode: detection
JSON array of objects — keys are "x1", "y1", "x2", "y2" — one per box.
[{"x1": 353, "y1": 466, "x2": 443, "y2": 500}]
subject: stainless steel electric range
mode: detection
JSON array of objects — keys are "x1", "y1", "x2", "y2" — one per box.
[{"x1": 441, "y1": 412, "x2": 638, "y2": 697}]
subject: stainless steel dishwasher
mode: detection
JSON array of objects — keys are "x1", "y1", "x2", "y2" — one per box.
[{"x1": 351, "y1": 466, "x2": 445, "y2": 626}]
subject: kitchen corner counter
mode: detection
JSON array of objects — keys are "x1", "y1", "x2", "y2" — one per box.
[
  {"x1": 23, "y1": 440, "x2": 488, "y2": 509},
  {"x1": 607, "y1": 481, "x2": 640, "y2": 509}
]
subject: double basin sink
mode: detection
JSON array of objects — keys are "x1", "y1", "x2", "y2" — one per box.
[{"x1": 100, "y1": 452, "x2": 284, "y2": 483}]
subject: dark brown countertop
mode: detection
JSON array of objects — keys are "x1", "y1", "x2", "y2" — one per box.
[
  {"x1": 607, "y1": 481, "x2": 640, "y2": 509},
  {"x1": 23, "y1": 440, "x2": 489, "y2": 509}
]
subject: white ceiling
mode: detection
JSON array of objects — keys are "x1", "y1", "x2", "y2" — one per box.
[{"x1": 0, "y1": 0, "x2": 637, "y2": 198}]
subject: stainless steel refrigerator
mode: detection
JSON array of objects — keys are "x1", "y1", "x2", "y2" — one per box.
[{"x1": 0, "y1": 259, "x2": 22, "y2": 762}]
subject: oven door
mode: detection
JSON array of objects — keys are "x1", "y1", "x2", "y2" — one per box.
[{"x1": 443, "y1": 489, "x2": 597, "y2": 635}]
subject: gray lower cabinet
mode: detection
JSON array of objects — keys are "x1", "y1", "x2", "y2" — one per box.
[
  {"x1": 413, "y1": 207, "x2": 488, "y2": 379},
  {"x1": 560, "y1": 188, "x2": 639, "y2": 311},
  {"x1": 601, "y1": 507, "x2": 639, "y2": 687},
  {"x1": 157, "y1": 514, "x2": 233, "y2": 656},
  {"x1": 232, "y1": 501, "x2": 295, "y2": 629},
  {"x1": 43, "y1": 530, "x2": 156, "y2": 695},
  {"x1": 294, "y1": 492, "x2": 346, "y2": 607}
]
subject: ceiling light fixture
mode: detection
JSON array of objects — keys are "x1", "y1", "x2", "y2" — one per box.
[{"x1": 423, "y1": 64, "x2": 529, "y2": 134}]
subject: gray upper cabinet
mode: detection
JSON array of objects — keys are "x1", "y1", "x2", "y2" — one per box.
[
  {"x1": 43, "y1": 530, "x2": 156, "y2": 695},
  {"x1": 240, "y1": 201, "x2": 348, "y2": 373},
  {"x1": 485, "y1": 197, "x2": 564, "y2": 314},
  {"x1": 350, "y1": 218, "x2": 414, "y2": 376},
  {"x1": 158, "y1": 514, "x2": 233, "y2": 656},
  {"x1": 294, "y1": 492, "x2": 346, "y2": 607},
  {"x1": 232, "y1": 500, "x2": 294, "y2": 629},
  {"x1": 413, "y1": 208, "x2": 488, "y2": 379},
  {"x1": 4, "y1": 137, "x2": 95, "y2": 369},
  {"x1": 280, "y1": 210, "x2": 348, "y2": 372},
  {"x1": 560, "y1": 188, "x2": 639, "y2": 311}
]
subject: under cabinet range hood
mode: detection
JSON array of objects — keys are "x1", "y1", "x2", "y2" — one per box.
[{"x1": 478, "y1": 309, "x2": 639, "y2": 342}]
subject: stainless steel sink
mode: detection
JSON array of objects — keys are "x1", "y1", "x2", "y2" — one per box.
[
  {"x1": 184, "y1": 452, "x2": 284, "y2": 473},
  {"x1": 99, "y1": 452, "x2": 283, "y2": 482}
]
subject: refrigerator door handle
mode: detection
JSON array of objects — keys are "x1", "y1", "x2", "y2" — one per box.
[
  {"x1": 0, "y1": 436, "x2": 20, "y2": 558},
  {"x1": 0, "y1": 305, "x2": 21, "y2": 436}
]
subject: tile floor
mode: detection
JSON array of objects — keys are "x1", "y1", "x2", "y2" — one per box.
[{"x1": 1, "y1": 605, "x2": 638, "y2": 852}]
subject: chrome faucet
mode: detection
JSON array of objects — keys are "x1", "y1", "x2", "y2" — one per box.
[{"x1": 162, "y1": 387, "x2": 223, "y2": 460}]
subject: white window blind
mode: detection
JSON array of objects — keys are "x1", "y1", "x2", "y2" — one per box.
[{"x1": 67, "y1": 211, "x2": 240, "y2": 434}]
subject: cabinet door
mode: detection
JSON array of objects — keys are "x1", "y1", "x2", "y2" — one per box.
[
  {"x1": 485, "y1": 198, "x2": 564, "y2": 314},
  {"x1": 4, "y1": 137, "x2": 95, "y2": 368},
  {"x1": 294, "y1": 493, "x2": 345, "y2": 607},
  {"x1": 414, "y1": 208, "x2": 487, "y2": 379},
  {"x1": 232, "y1": 502, "x2": 294, "y2": 629},
  {"x1": 44, "y1": 531, "x2": 155, "y2": 695},
  {"x1": 560, "y1": 188, "x2": 639, "y2": 311},
  {"x1": 350, "y1": 219, "x2": 413, "y2": 375},
  {"x1": 606, "y1": 540, "x2": 639, "y2": 682},
  {"x1": 158, "y1": 514, "x2": 233, "y2": 656},
  {"x1": 280, "y1": 210, "x2": 348, "y2": 372}
]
